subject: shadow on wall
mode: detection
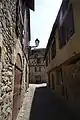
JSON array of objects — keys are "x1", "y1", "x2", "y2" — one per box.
[{"x1": 29, "y1": 86, "x2": 77, "y2": 120}]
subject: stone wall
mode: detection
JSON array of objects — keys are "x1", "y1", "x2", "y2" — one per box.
[
  {"x1": 0, "y1": 0, "x2": 16, "y2": 119},
  {"x1": 0, "y1": 0, "x2": 27, "y2": 120}
]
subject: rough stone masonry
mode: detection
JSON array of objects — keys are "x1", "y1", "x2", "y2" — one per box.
[{"x1": 0, "y1": 0, "x2": 27, "y2": 120}]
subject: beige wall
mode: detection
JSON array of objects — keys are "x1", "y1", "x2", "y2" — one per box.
[
  {"x1": 46, "y1": 0, "x2": 80, "y2": 72},
  {"x1": 45, "y1": 0, "x2": 80, "y2": 116},
  {"x1": 62, "y1": 61, "x2": 80, "y2": 116}
]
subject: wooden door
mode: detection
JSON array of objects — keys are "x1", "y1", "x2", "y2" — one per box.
[
  {"x1": 63, "y1": 61, "x2": 80, "y2": 108},
  {"x1": 12, "y1": 54, "x2": 22, "y2": 120}
]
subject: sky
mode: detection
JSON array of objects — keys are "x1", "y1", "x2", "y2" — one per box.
[{"x1": 30, "y1": 0, "x2": 62, "y2": 48}]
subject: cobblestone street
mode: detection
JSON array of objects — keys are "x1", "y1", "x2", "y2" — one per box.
[{"x1": 16, "y1": 84, "x2": 77, "y2": 120}]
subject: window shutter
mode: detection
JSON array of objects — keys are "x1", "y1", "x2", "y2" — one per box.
[{"x1": 66, "y1": 4, "x2": 74, "y2": 41}]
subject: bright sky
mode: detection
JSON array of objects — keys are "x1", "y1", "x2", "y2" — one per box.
[{"x1": 30, "y1": 0, "x2": 62, "y2": 48}]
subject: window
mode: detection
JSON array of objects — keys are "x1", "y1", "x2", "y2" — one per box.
[
  {"x1": 35, "y1": 67, "x2": 37, "y2": 72},
  {"x1": 46, "y1": 56, "x2": 48, "y2": 67},
  {"x1": 59, "y1": 4, "x2": 75, "y2": 48},
  {"x1": 35, "y1": 67, "x2": 41, "y2": 72},
  {"x1": 51, "y1": 40, "x2": 56, "y2": 59},
  {"x1": 39, "y1": 67, "x2": 41, "y2": 72},
  {"x1": 35, "y1": 75, "x2": 41, "y2": 83},
  {"x1": 52, "y1": 74, "x2": 55, "y2": 89},
  {"x1": 37, "y1": 58, "x2": 41, "y2": 64},
  {"x1": 49, "y1": 51, "x2": 50, "y2": 63},
  {"x1": 62, "y1": 0, "x2": 69, "y2": 15},
  {"x1": 59, "y1": 23, "x2": 67, "y2": 48},
  {"x1": 59, "y1": 10, "x2": 63, "y2": 26},
  {"x1": 66, "y1": 4, "x2": 75, "y2": 41},
  {"x1": 56, "y1": 68, "x2": 63, "y2": 85}
]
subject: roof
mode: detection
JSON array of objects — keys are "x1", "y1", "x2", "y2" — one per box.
[{"x1": 22, "y1": 0, "x2": 35, "y2": 11}]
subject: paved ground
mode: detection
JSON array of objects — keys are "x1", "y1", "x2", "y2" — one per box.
[
  {"x1": 16, "y1": 84, "x2": 47, "y2": 120},
  {"x1": 16, "y1": 84, "x2": 77, "y2": 120}
]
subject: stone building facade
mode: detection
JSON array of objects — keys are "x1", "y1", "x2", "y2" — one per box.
[
  {"x1": 44, "y1": 0, "x2": 80, "y2": 117},
  {"x1": 0, "y1": 0, "x2": 34, "y2": 120},
  {"x1": 29, "y1": 48, "x2": 48, "y2": 84}
]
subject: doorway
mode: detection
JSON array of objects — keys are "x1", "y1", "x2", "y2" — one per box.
[
  {"x1": 52, "y1": 73, "x2": 55, "y2": 90},
  {"x1": 12, "y1": 53, "x2": 22, "y2": 120}
]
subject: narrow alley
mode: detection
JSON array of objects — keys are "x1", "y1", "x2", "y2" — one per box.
[
  {"x1": 0, "y1": 0, "x2": 80, "y2": 119},
  {"x1": 17, "y1": 84, "x2": 77, "y2": 120}
]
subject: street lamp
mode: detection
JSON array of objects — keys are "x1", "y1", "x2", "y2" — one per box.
[
  {"x1": 35, "y1": 39, "x2": 40, "y2": 47},
  {"x1": 29, "y1": 38, "x2": 40, "y2": 49}
]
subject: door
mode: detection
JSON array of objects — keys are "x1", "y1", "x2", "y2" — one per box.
[
  {"x1": 35, "y1": 75, "x2": 41, "y2": 83},
  {"x1": 12, "y1": 54, "x2": 22, "y2": 120},
  {"x1": 63, "y1": 60, "x2": 80, "y2": 108},
  {"x1": 52, "y1": 73, "x2": 55, "y2": 90}
]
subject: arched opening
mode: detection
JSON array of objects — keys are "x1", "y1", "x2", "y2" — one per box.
[{"x1": 12, "y1": 53, "x2": 22, "y2": 120}]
